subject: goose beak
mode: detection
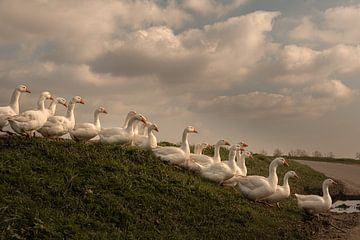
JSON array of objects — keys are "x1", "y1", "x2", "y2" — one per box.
[
  {"x1": 284, "y1": 160, "x2": 289, "y2": 167},
  {"x1": 250, "y1": 154, "x2": 254, "y2": 160},
  {"x1": 154, "y1": 126, "x2": 159, "y2": 132},
  {"x1": 63, "y1": 103, "x2": 68, "y2": 108},
  {"x1": 332, "y1": 181, "x2": 337, "y2": 185},
  {"x1": 225, "y1": 141, "x2": 231, "y2": 146},
  {"x1": 49, "y1": 96, "x2": 54, "y2": 100},
  {"x1": 294, "y1": 173, "x2": 300, "y2": 179},
  {"x1": 80, "y1": 99, "x2": 85, "y2": 104},
  {"x1": 242, "y1": 143, "x2": 249, "y2": 147},
  {"x1": 26, "y1": 89, "x2": 31, "y2": 93},
  {"x1": 193, "y1": 129, "x2": 198, "y2": 133},
  {"x1": 103, "y1": 110, "x2": 108, "y2": 114}
]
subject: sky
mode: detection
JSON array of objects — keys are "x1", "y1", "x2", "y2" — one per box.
[{"x1": 1, "y1": 0, "x2": 360, "y2": 157}]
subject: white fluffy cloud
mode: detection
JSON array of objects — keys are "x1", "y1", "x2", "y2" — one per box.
[
  {"x1": 1, "y1": 1, "x2": 360, "y2": 156},
  {"x1": 289, "y1": 4, "x2": 360, "y2": 45}
]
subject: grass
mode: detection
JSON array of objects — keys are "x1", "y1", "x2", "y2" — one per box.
[{"x1": 0, "y1": 137, "x2": 335, "y2": 239}]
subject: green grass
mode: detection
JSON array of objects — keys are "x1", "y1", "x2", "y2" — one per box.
[{"x1": 0, "y1": 137, "x2": 332, "y2": 239}]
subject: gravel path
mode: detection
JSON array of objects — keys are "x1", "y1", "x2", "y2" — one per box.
[{"x1": 296, "y1": 160, "x2": 360, "y2": 195}]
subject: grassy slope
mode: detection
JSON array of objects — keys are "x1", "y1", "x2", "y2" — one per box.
[{"x1": 0, "y1": 137, "x2": 330, "y2": 239}]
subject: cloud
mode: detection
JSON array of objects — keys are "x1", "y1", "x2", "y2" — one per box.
[
  {"x1": 289, "y1": 4, "x2": 360, "y2": 45},
  {"x1": 182, "y1": 0, "x2": 247, "y2": 16},
  {"x1": 91, "y1": 11, "x2": 281, "y2": 90}
]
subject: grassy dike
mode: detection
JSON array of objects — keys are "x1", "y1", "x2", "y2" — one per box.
[{"x1": 0, "y1": 137, "x2": 333, "y2": 239}]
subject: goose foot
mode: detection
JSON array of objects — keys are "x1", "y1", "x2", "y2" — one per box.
[{"x1": 257, "y1": 200, "x2": 275, "y2": 207}]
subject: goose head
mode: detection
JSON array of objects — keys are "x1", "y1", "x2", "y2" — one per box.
[
  {"x1": 217, "y1": 139, "x2": 230, "y2": 146},
  {"x1": 17, "y1": 84, "x2": 31, "y2": 93},
  {"x1": 185, "y1": 126, "x2": 198, "y2": 134},
  {"x1": 241, "y1": 149, "x2": 254, "y2": 160},
  {"x1": 71, "y1": 96, "x2": 85, "y2": 104},
  {"x1": 286, "y1": 170, "x2": 299, "y2": 179},
  {"x1": 199, "y1": 142, "x2": 209, "y2": 149},
  {"x1": 40, "y1": 91, "x2": 53, "y2": 101},
  {"x1": 97, "y1": 107, "x2": 108, "y2": 114},
  {"x1": 273, "y1": 157, "x2": 289, "y2": 167},
  {"x1": 323, "y1": 178, "x2": 336, "y2": 186},
  {"x1": 56, "y1": 97, "x2": 68, "y2": 107},
  {"x1": 148, "y1": 123, "x2": 159, "y2": 132},
  {"x1": 238, "y1": 141, "x2": 249, "y2": 148},
  {"x1": 229, "y1": 144, "x2": 241, "y2": 154},
  {"x1": 133, "y1": 114, "x2": 147, "y2": 124},
  {"x1": 127, "y1": 110, "x2": 137, "y2": 118}
]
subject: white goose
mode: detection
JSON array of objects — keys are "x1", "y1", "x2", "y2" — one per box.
[
  {"x1": 194, "y1": 142, "x2": 209, "y2": 155},
  {"x1": 295, "y1": 179, "x2": 336, "y2": 214},
  {"x1": 263, "y1": 170, "x2": 299, "y2": 207},
  {"x1": 70, "y1": 107, "x2": 108, "y2": 142},
  {"x1": 195, "y1": 145, "x2": 240, "y2": 184},
  {"x1": 99, "y1": 110, "x2": 137, "y2": 136},
  {"x1": 236, "y1": 149, "x2": 253, "y2": 176},
  {"x1": 221, "y1": 149, "x2": 254, "y2": 187},
  {"x1": 0, "y1": 85, "x2": 31, "y2": 133},
  {"x1": 152, "y1": 126, "x2": 198, "y2": 165},
  {"x1": 190, "y1": 139, "x2": 230, "y2": 168},
  {"x1": 46, "y1": 97, "x2": 68, "y2": 117},
  {"x1": 99, "y1": 114, "x2": 147, "y2": 145},
  {"x1": 8, "y1": 91, "x2": 53, "y2": 137},
  {"x1": 37, "y1": 96, "x2": 85, "y2": 138},
  {"x1": 134, "y1": 122, "x2": 159, "y2": 149},
  {"x1": 236, "y1": 157, "x2": 289, "y2": 202}
]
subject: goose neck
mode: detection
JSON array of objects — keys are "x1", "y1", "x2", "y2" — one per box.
[
  {"x1": 126, "y1": 117, "x2": 137, "y2": 133},
  {"x1": 181, "y1": 129, "x2": 190, "y2": 155},
  {"x1": 66, "y1": 101, "x2": 76, "y2": 121},
  {"x1": 213, "y1": 143, "x2": 221, "y2": 162},
  {"x1": 267, "y1": 161, "x2": 279, "y2": 186},
  {"x1": 48, "y1": 99, "x2": 57, "y2": 115},
  {"x1": 282, "y1": 174, "x2": 290, "y2": 190},
  {"x1": 322, "y1": 183, "x2": 331, "y2": 202},
  {"x1": 228, "y1": 150, "x2": 237, "y2": 169},
  {"x1": 94, "y1": 111, "x2": 101, "y2": 130},
  {"x1": 9, "y1": 90, "x2": 21, "y2": 114}
]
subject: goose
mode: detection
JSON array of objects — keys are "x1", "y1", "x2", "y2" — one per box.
[
  {"x1": 99, "y1": 114, "x2": 147, "y2": 145},
  {"x1": 69, "y1": 107, "x2": 108, "y2": 142},
  {"x1": 190, "y1": 139, "x2": 230, "y2": 168},
  {"x1": 134, "y1": 122, "x2": 159, "y2": 149},
  {"x1": 99, "y1": 110, "x2": 137, "y2": 136},
  {"x1": 152, "y1": 126, "x2": 198, "y2": 165},
  {"x1": 8, "y1": 91, "x2": 53, "y2": 137},
  {"x1": 221, "y1": 149, "x2": 254, "y2": 187},
  {"x1": 133, "y1": 120, "x2": 146, "y2": 136},
  {"x1": 193, "y1": 142, "x2": 209, "y2": 155},
  {"x1": 195, "y1": 145, "x2": 240, "y2": 184},
  {"x1": 0, "y1": 85, "x2": 31, "y2": 134},
  {"x1": 37, "y1": 96, "x2": 85, "y2": 138},
  {"x1": 236, "y1": 157, "x2": 289, "y2": 202},
  {"x1": 295, "y1": 179, "x2": 336, "y2": 214},
  {"x1": 263, "y1": 171, "x2": 299, "y2": 207},
  {"x1": 46, "y1": 97, "x2": 68, "y2": 117}
]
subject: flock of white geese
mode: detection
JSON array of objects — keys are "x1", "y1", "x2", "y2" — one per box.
[{"x1": 0, "y1": 85, "x2": 337, "y2": 215}]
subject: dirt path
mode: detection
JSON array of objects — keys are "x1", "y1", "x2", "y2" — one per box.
[
  {"x1": 296, "y1": 160, "x2": 360, "y2": 240},
  {"x1": 296, "y1": 160, "x2": 360, "y2": 195}
]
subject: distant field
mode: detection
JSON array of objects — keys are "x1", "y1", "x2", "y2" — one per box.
[
  {"x1": 0, "y1": 137, "x2": 355, "y2": 239},
  {"x1": 287, "y1": 156, "x2": 360, "y2": 165}
]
